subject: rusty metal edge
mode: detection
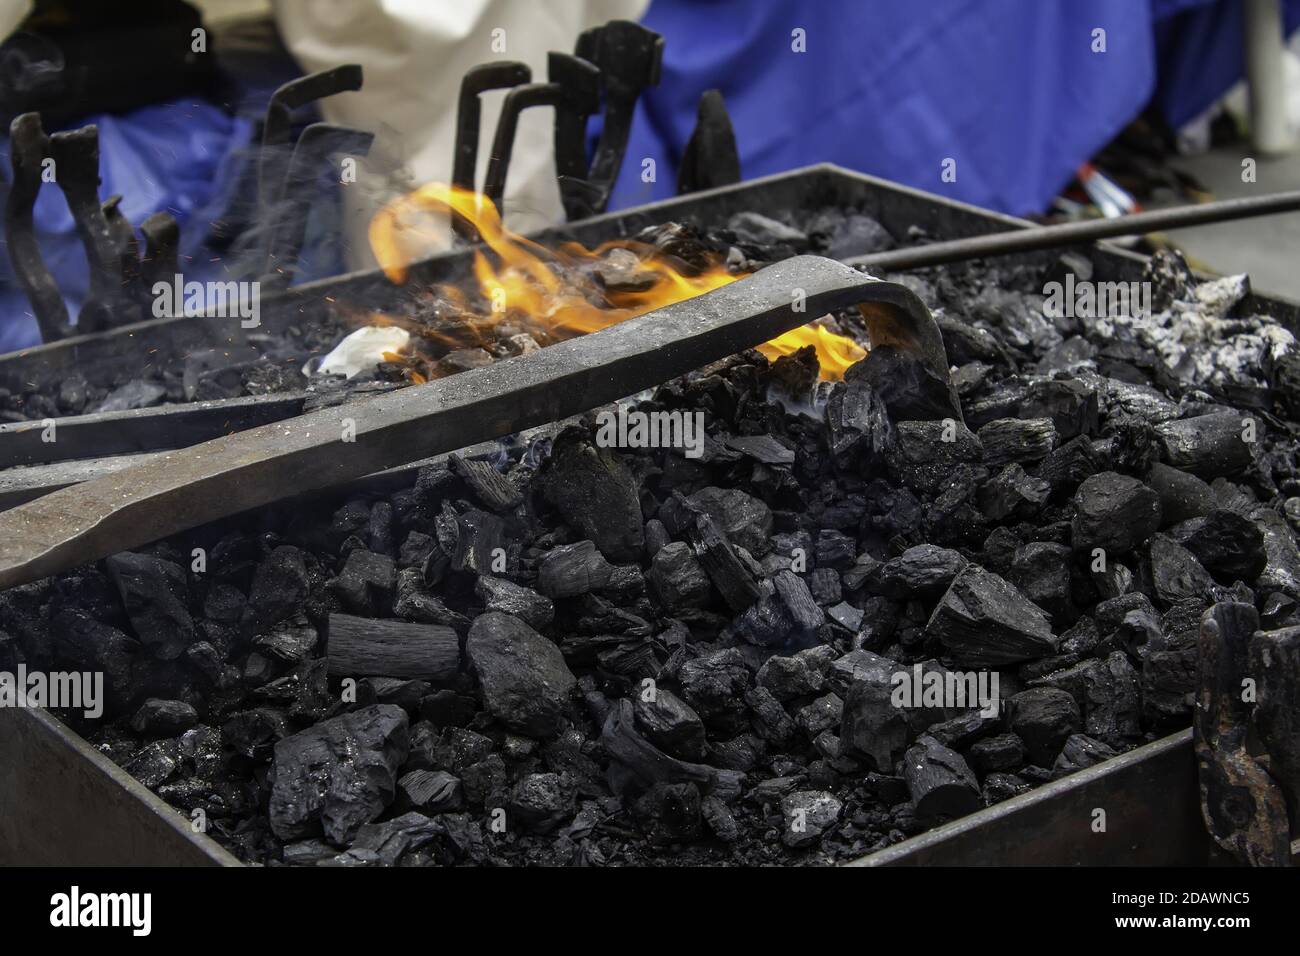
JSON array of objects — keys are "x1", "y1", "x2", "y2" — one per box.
[
  {"x1": 0, "y1": 705, "x2": 241, "y2": 866},
  {"x1": 846, "y1": 729, "x2": 1206, "y2": 866}
]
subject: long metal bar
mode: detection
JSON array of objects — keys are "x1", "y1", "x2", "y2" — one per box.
[
  {"x1": 0, "y1": 256, "x2": 942, "y2": 590},
  {"x1": 850, "y1": 190, "x2": 1300, "y2": 272}
]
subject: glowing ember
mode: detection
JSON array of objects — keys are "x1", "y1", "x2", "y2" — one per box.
[{"x1": 367, "y1": 184, "x2": 865, "y2": 380}]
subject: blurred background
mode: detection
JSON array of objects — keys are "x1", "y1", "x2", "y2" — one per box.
[{"x1": 3, "y1": 0, "x2": 1300, "y2": 351}]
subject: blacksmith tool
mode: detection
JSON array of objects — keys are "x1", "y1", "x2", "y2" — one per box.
[
  {"x1": 451, "y1": 61, "x2": 532, "y2": 242},
  {"x1": 0, "y1": 255, "x2": 949, "y2": 589},
  {"x1": 677, "y1": 89, "x2": 741, "y2": 195},
  {"x1": 483, "y1": 79, "x2": 591, "y2": 215},
  {"x1": 139, "y1": 211, "x2": 181, "y2": 289},
  {"x1": 547, "y1": 52, "x2": 602, "y2": 221},
  {"x1": 4, "y1": 112, "x2": 71, "y2": 342}
]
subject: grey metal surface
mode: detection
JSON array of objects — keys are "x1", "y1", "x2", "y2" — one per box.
[
  {"x1": 0, "y1": 706, "x2": 239, "y2": 866},
  {"x1": 849, "y1": 730, "x2": 1208, "y2": 866}
]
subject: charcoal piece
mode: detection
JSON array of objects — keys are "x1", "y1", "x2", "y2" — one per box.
[
  {"x1": 701, "y1": 795, "x2": 740, "y2": 842},
  {"x1": 977, "y1": 418, "x2": 1057, "y2": 467},
  {"x1": 926, "y1": 565, "x2": 1056, "y2": 666},
  {"x1": 728, "y1": 210, "x2": 807, "y2": 248},
  {"x1": 846, "y1": 345, "x2": 961, "y2": 422},
  {"x1": 1070, "y1": 471, "x2": 1161, "y2": 554},
  {"x1": 1250, "y1": 507, "x2": 1300, "y2": 599},
  {"x1": 934, "y1": 312, "x2": 1008, "y2": 366},
  {"x1": 824, "y1": 380, "x2": 893, "y2": 461},
  {"x1": 744, "y1": 685, "x2": 797, "y2": 746},
  {"x1": 806, "y1": 568, "x2": 841, "y2": 606},
  {"x1": 254, "y1": 620, "x2": 318, "y2": 664},
  {"x1": 241, "y1": 546, "x2": 310, "y2": 636},
  {"x1": 51, "y1": 609, "x2": 137, "y2": 715},
  {"x1": 1034, "y1": 434, "x2": 1103, "y2": 499},
  {"x1": 633, "y1": 687, "x2": 708, "y2": 761},
  {"x1": 966, "y1": 378, "x2": 1099, "y2": 439},
  {"x1": 474, "y1": 575, "x2": 554, "y2": 630},
  {"x1": 601, "y1": 699, "x2": 741, "y2": 799},
  {"x1": 591, "y1": 247, "x2": 657, "y2": 292},
  {"x1": 1051, "y1": 734, "x2": 1117, "y2": 777},
  {"x1": 685, "y1": 486, "x2": 773, "y2": 556},
  {"x1": 732, "y1": 570, "x2": 824, "y2": 647},
  {"x1": 1007, "y1": 687, "x2": 1080, "y2": 765},
  {"x1": 1148, "y1": 534, "x2": 1213, "y2": 606},
  {"x1": 827, "y1": 601, "x2": 863, "y2": 632},
  {"x1": 398, "y1": 531, "x2": 437, "y2": 570},
  {"x1": 1155, "y1": 414, "x2": 1253, "y2": 480},
  {"x1": 902, "y1": 736, "x2": 980, "y2": 825},
  {"x1": 1091, "y1": 559, "x2": 1133, "y2": 601},
  {"x1": 348, "y1": 812, "x2": 442, "y2": 866},
  {"x1": 983, "y1": 773, "x2": 1031, "y2": 805},
  {"x1": 647, "y1": 542, "x2": 712, "y2": 610},
  {"x1": 828, "y1": 649, "x2": 899, "y2": 696},
  {"x1": 428, "y1": 726, "x2": 495, "y2": 773},
  {"x1": 633, "y1": 782, "x2": 704, "y2": 845},
  {"x1": 326, "y1": 613, "x2": 460, "y2": 681},
  {"x1": 687, "y1": 515, "x2": 764, "y2": 612},
  {"x1": 537, "y1": 541, "x2": 614, "y2": 599},
  {"x1": 1084, "y1": 652, "x2": 1141, "y2": 744},
  {"x1": 842, "y1": 553, "x2": 881, "y2": 592},
  {"x1": 449, "y1": 453, "x2": 522, "y2": 511},
  {"x1": 436, "y1": 506, "x2": 505, "y2": 575},
  {"x1": 358, "y1": 676, "x2": 430, "y2": 713},
  {"x1": 756, "y1": 645, "x2": 836, "y2": 701},
  {"x1": 1170, "y1": 511, "x2": 1266, "y2": 583},
  {"x1": 507, "y1": 773, "x2": 573, "y2": 833},
  {"x1": 815, "y1": 529, "x2": 856, "y2": 570},
  {"x1": 795, "y1": 692, "x2": 842, "y2": 737},
  {"x1": 780, "y1": 790, "x2": 842, "y2": 847},
  {"x1": 460, "y1": 754, "x2": 507, "y2": 808},
  {"x1": 105, "y1": 552, "x2": 193, "y2": 660},
  {"x1": 1009, "y1": 541, "x2": 1074, "y2": 622},
  {"x1": 221, "y1": 707, "x2": 290, "y2": 760},
  {"x1": 124, "y1": 740, "x2": 180, "y2": 789},
  {"x1": 394, "y1": 568, "x2": 471, "y2": 632},
  {"x1": 644, "y1": 519, "x2": 671, "y2": 559},
  {"x1": 1146, "y1": 462, "x2": 1217, "y2": 526},
  {"x1": 539, "y1": 434, "x2": 643, "y2": 562},
  {"x1": 725, "y1": 434, "x2": 795, "y2": 465},
  {"x1": 1249, "y1": 625, "x2": 1300, "y2": 827},
  {"x1": 1106, "y1": 415, "x2": 1160, "y2": 476},
  {"x1": 267, "y1": 704, "x2": 410, "y2": 845},
  {"x1": 329, "y1": 549, "x2": 396, "y2": 615},
  {"x1": 840, "y1": 674, "x2": 911, "y2": 772},
  {"x1": 979, "y1": 464, "x2": 1050, "y2": 521},
  {"x1": 966, "y1": 733, "x2": 1026, "y2": 775},
  {"x1": 887, "y1": 420, "x2": 983, "y2": 495},
  {"x1": 709, "y1": 733, "x2": 766, "y2": 772},
  {"x1": 1196, "y1": 602, "x2": 1291, "y2": 866},
  {"x1": 677, "y1": 648, "x2": 751, "y2": 735},
  {"x1": 465, "y1": 612, "x2": 575, "y2": 737},
  {"x1": 130, "y1": 698, "x2": 198, "y2": 738},
  {"x1": 923, "y1": 711, "x2": 999, "y2": 750},
  {"x1": 397, "y1": 769, "x2": 463, "y2": 813},
  {"x1": 95, "y1": 381, "x2": 166, "y2": 413},
  {"x1": 873, "y1": 544, "x2": 967, "y2": 600}
]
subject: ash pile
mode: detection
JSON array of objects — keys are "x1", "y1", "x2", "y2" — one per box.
[{"x1": 4, "y1": 223, "x2": 1300, "y2": 866}]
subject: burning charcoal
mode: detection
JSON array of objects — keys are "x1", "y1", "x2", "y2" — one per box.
[
  {"x1": 745, "y1": 685, "x2": 797, "y2": 746},
  {"x1": 873, "y1": 544, "x2": 967, "y2": 601},
  {"x1": 846, "y1": 346, "x2": 961, "y2": 422},
  {"x1": 756, "y1": 646, "x2": 835, "y2": 701},
  {"x1": 1146, "y1": 462, "x2": 1217, "y2": 525},
  {"x1": 465, "y1": 612, "x2": 576, "y2": 737},
  {"x1": 926, "y1": 565, "x2": 1056, "y2": 666},
  {"x1": 267, "y1": 704, "x2": 410, "y2": 845},
  {"x1": 1148, "y1": 534, "x2": 1213, "y2": 606},
  {"x1": 449, "y1": 453, "x2": 523, "y2": 512},
  {"x1": 1196, "y1": 602, "x2": 1291, "y2": 865},
  {"x1": 329, "y1": 550, "x2": 396, "y2": 615},
  {"x1": 241, "y1": 546, "x2": 310, "y2": 636},
  {"x1": 394, "y1": 568, "x2": 471, "y2": 632},
  {"x1": 601, "y1": 699, "x2": 742, "y2": 799},
  {"x1": 1007, "y1": 687, "x2": 1080, "y2": 765},
  {"x1": 507, "y1": 773, "x2": 573, "y2": 833},
  {"x1": 677, "y1": 647, "x2": 751, "y2": 735},
  {"x1": 1249, "y1": 625, "x2": 1300, "y2": 824},
  {"x1": 397, "y1": 769, "x2": 463, "y2": 813},
  {"x1": 1051, "y1": 734, "x2": 1117, "y2": 777},
  {"x1": 685, "y1": 487, "x2": 773, "y2": 556},
  {"x1": 537, "y1": 541, "x2": 614, "y2": 599},
  {"x1": 702, "y1": 795, "x2": 740, "y2": 843},
  {"x1": 1250, "y1": 507, "x2": 1300, "y2": 600},
  {"x1": 593, "y1": 247, "x2": 658, "y2": 292},
  {"x1": 51, "y1": 609, "x2": 137, "y2": 715},
  {"x1": 977, "y1": 418, "x2": 1057, "y2": 467},
  {"x1": 840, "y1": 673, "x2": 910, "y2": 772},
  {"x1": 105, "y1": 552, "x2": 193, "y2": 660},
  {"x1": 687, "y1": 515, "x2": 765, "y2": 612},
  {"x1": 634, "y1": 687, "x2": 708, "y2": 761},
  {"x1": 887, "y1": 420, "x2": 983, "y2": 495},
  {"x1": 326, "y1": 613, "x2": 460, "y2": 681},
  {"x1": 1155, "y1": 413, "x2": 1253, "y2": 479},
  {"x1": 633, "y1": 782, "x2": 704, "y2": 844},
  {"x1": 780, "y1": 790, "x2": 841, "y2": 847},
  {"x1": 1070, "y1": 471, "x2": 1161, "y2": 554},
  {"x1": 796, "y1": 693, "x2": 842, "y2": 738},
  {"x1": 436, "y1": 505, "x2": 505, "y2": 575},
  {"x1": 733, "y1": 570, "x2": 824, "y2": 647},
  {"x1": 902, "y1": 736, "x2": 980, "y2": 825},
  {"x1": 474, "y1": 575, "x2": 554, "y2": 630},
  {"x1": 1010, "y1": 542, "x2": 1074, "y2": 623},
  {"x1": 647, "y1": 542, "x2": 712, "y2": 609},
  {"x1": 1169, "y1": 511, "x2": 1266, "y2": 582},
  {"x1": 979, "y1": 464, "x2": 1050, "y2": 521},
  {"x1": 539, "y1": 434, "x2": 644, "y2": 562},
  {"x1": 966, "y1": 733, "x2": 1026, "y2": 775},
  {"x1": 824, "y1": 380, "x2": 893, "y2": 461},
  {"x1": 725, "y1": 434, "x2": 795, "y2": 465},
  {"x1": 130, "y1": 699, "x2": 198, "y2": 738}
]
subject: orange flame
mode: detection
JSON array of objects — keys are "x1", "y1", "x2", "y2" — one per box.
[{"x1": 367, "y1": 184, "x2": 865, "y2": 379}]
